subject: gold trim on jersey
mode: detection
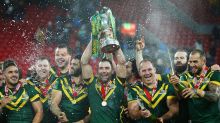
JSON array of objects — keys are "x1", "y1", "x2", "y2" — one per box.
[
  {"x1": 0, "y1": 89, "x2": 39, "y2": 111},
  {"x1": 185, "y1": 71, "x2": 214, "y2": 91},
  {"x1": 95, "y1": 78, "x2": 116, "y2": 101},
  {"x1": 131, "y1": 83, "x2": 169, "y2": 109},
  {"x1": 9, "y1": 90, "x2": 26, "y2": 106},
  {"x1": 50, "y1": 68, "x2": 58, "y2": 77},
  {"x1": 30, "y1": 94, "x2": 40, "y2": 102},
  {"x1": 167, "y1": 96, "x2": 176, "y2": 100},
  {"x1": 116, "y1": 76, "x2": 123, "y2": 85},
  {"x1": 61, "y1": 78, "x2": 87, "y2": 104},
  {"x1": 210, "y1": 81, "x2": 220, "y2": 86},
  {"x1": 84, "y1": 75, "x2": 94, "y2": 85},
  {"x1": 27, "y1": 78, "x2": 57, "y2": 103}
]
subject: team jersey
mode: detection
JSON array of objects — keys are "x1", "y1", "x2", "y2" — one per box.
[
  {"x1": 161, "y1": 73, "x2": 189, "y2": 123},
  {"x1": 180, "y1": 69, "x2": 220, "y2": 123},
  {"x1": 0, "y1": 83, "x2": 40, "y2": 123},
  {"x1": 128, "y1": 79, "x2": 176, "y2": 123},
  {"x1": 85, "y1": 76, "x2": 125, "y2": 123},
  {"x1": 50, "y1": 66, "x2": 69, "y2": 78},
  {"x1": 53, "y1": 75, "x2": 89, "y2": 122},
  {"x1": 26, "y1": 74, "x2": 58, "y2": 123}
]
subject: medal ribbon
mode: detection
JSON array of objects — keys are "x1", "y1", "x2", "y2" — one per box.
[
  {"x1": 57, "y1": 68, "x2": 61, "y2": 77},
  {"x1": 100, "y1": 80, "x2": 113, "y2": 100},
  {"x1": 101, "y1": 83, "x2": 106, "y2": 100},
  {"x1": 194, "y1": 66, "x2": 209, "y2": 89},
  {"x1": 71, "y1": 79, "x2": 81, "y2": 97},
  {"x1": 143, "y1": 82, "x2": 157, "y2": 101},
  {"x1": 39, "y1": 79, "x2": 50, "y2": 97},
  {"x1": 5, "y1": 82, "x2": 22, "y2": 97},
  {"x1": 55, "y1": 66, "x2": 61, "y2": 77}
]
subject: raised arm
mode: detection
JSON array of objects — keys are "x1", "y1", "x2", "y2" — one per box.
[
  {"x1": 115, "y1": 48, "x2": 126, "y2": 78},
  {"x1": 81, "y1": 39, "x2": 94, "y2": 79},
  {"x1": 81, "y1": 39, "x2": 93, "y2": 65},
  {"x1": 135, "y1": 37, "x2": 145, "y2": 71}
]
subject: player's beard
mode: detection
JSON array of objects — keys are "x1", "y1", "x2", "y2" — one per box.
[
  {"x1": 189, "y1": 66, "x2": 202, "y2": 75},
  {"x1": 99, "y1": 74, "x2": 112, "y2": 84},
  {"x1": 174, "y1": 63, "x2": 187, "y2": 74},
  {"x1": 71, "y1": 68, "x2": 82, "y2": 77}
]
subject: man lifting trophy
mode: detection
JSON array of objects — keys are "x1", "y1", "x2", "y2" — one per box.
[{"x1": 90, "y1": 7, "x2": 120, "y2": 57}]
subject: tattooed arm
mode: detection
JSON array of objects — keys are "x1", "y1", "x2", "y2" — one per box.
[
  {"x1": 196, "y1": 83, "x2": 220, "y2": 102},
  {"x1": 183, "y1": 71, "x2": 220, "y2": 101},
  {"x1": 197, "y1": 71, "x2": 220, "y2": 101}
]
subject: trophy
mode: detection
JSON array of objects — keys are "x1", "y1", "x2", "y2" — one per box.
[{"x1": 91, "y1": 7, "x2": 119, "y2": 57}]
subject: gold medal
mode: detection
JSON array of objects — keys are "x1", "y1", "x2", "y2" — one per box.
[{"x1": 102, "y1": 101, "x2": 107, "y2": 106}]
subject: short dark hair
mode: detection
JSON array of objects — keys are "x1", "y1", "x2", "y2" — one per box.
[
  {"x1": 190, "y1": 49, "x2": 205, "y2": 57},
  {"x1": 3, "y1": 60, "x2": 18, "y2": 71},
  {"x1": 55, "y1": 43, "x2": 72, "y2": 55},
  {"x1": 99, "y1": 58, "x2": 113, "y2": 69},
  {"x1": 72, "y1": 55, "x2": 82, "y2": 61},
  {"x1": 190, "y1": 49, "x2": 206, "y2": 61},
  {"x1": 128, "y1": 59, "x2": 139, "y2": 77}
]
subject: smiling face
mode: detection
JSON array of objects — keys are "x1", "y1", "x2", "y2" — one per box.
[
  {"x1": 55, "y1": 47, "x2": 70, "y2": 69},
  {"x1": 98, "y1": 61, "x2": 113, "y2": 83},
  {"x1": 4, "y1": 66, "x2": 19, "y2": 86},
  {"x1": 188, "y1": 52, "x2": 205, "y2": 74},
  {"x1": 35, "y1": 59, "x2": 51, "y2": 80},
  {"x1": 139, "y1": 61, "x2": 156, "y2": 84}
]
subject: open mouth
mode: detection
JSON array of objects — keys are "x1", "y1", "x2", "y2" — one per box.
[
  {"x1": 102, "y1": 75, "x2": 109, "y2": 79},
  {"x1": 191, "y1": 66, "x2": 198, "y2": 73},
  {"x1": 43, "y1": 69, "x2": 48, "y2": 73},
  {"x1": 11, "y1": 76, "x2": 18, "y2": 81},
  {"x1": 57, "y1": 59, "x2": 65, "y2": 64},
  {"x1": 144, "y1": 74, "x2": 152, "y2": 79}
]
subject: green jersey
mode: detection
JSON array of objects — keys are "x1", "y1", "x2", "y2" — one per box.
[
  {"x1": 53, "y1": 75, "x2": 89, "y2": 122},
  {"x1": 85, "y1": 76, "x2": 125, "y2": 123},
  {"x1": 180, "y1": 69, "x2": 220, "y2": 123},
  {"x1": 161, "y1": 74, "x2": 189, "y2": 123},
  {"x1": 128, "y1": 80, "x2": 176, "y2": 123},
  {"x1": 50, "y1": 66, "x2": 69, "y2": 78},
  {"x1": 0, "y1": 83, "x2": 40, "y2": 123},
  {"x1": 26, "y1": 73, "x2": 58, "y2": 123}
]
